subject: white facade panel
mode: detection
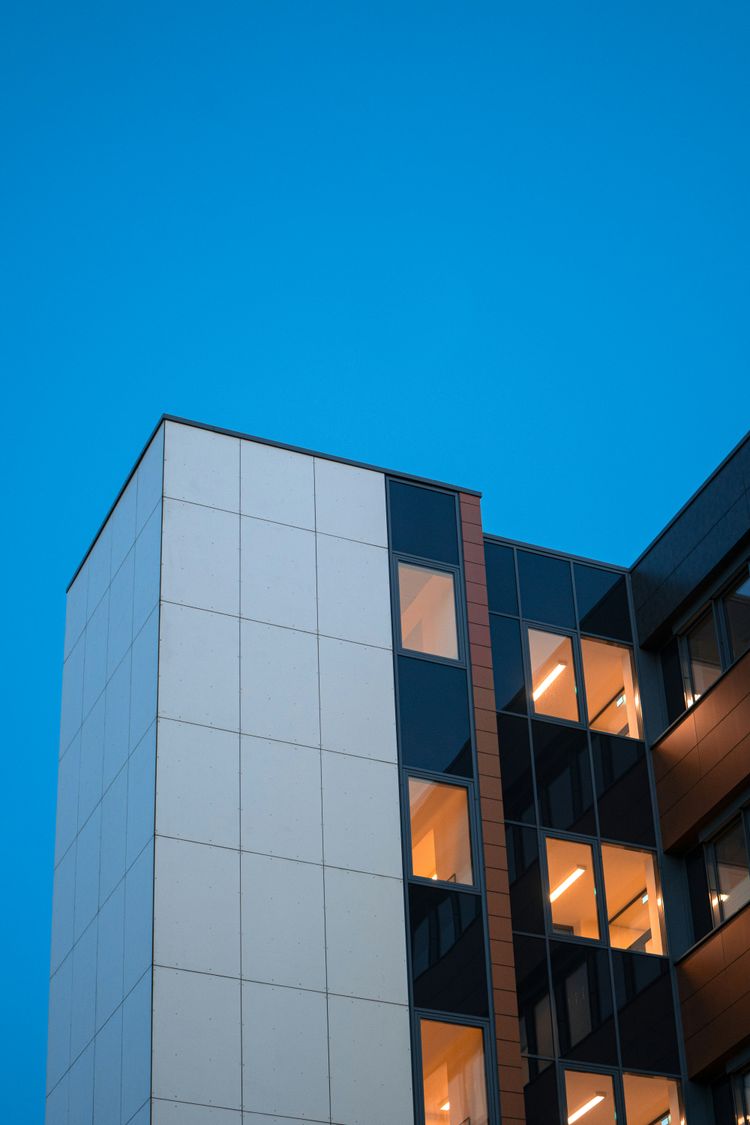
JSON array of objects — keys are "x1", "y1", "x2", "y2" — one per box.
[
  {"x1": 162, "y1": 497, "x2": 240, "y2": 616},
  {"x1": 156, "y1": 718, "x2": 239, "y2": 848},
  {"x1": 240, "y1": 439, "x2": 315, "y2": 530}
]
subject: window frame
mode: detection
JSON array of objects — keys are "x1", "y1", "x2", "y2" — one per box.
[
  {"x1": 393, "y1": 552, "x2": 465, "y2": 667},
  {"x1": 541, "y1": 831, "x2": 668, "y2": 957},
  {"x1": 524, "y1": 623, "x2": 584, "y2": 729},
  {"x1": 404, "y1": 769, "x2": 481, "y2": 893},
  {"x1": 704, "y1": 809, "x2": 750, "y2": 928},
  {"x1": 414, "y1": 1010, "x2": 498, "y2": 1125}
]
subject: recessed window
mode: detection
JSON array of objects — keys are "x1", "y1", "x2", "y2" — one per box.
[
  {"x1": 725, "y1": 567, "x2": 750, "y2": 663},
  {"x1": 563, "y1": 1069, "x2": 615, "y2": 1125},
  {"x1": 528, "y1": 629, "x2": 579, "y2": 722},
  {"x1": 398, "y1": 561, "x2": 458, "y2": 660},
  {"x1": 420, "y1": 1018, "x2": 488, "y2": 1125},
  {"x1": 601, "y1": 844, "x2": 665, "y2": 955},
  {"x1": 580, "y1": 637, "x2": 641, "y2": 739},
  {"x1": 408, "y1": 778, "x2": 474, "y2": 886},
  {"x1": 686, "y1": 609, "x2": 721, "y2": 700},
  {"x1": 545, "y1": 837, "x2": 599, "y2": 940},
  {"x1": 708, "y1": 817, "x2": 750, "y2": 925},
  {"x1": 623, "y1": 1073, "x2": 682, "y2": 1125}
]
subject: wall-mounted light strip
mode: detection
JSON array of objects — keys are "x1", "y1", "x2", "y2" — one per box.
[
  {"x1": 549, "y1": 865, "x2": 586, "y2": 903},
  {"x1": 532, "y1": 662, "x2": 566, "y2": 701},
  {"x1": 568, "y1": 1094, "x2": 606, "y2": 1124}
]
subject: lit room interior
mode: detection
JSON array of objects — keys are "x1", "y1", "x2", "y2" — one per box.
[
  {"x1": 580, "y1": 638, "x2": 641, "y2": 739},
  {"x1": 564, "y1": 1069, "x2": 615, "y2": 1125},
  {"x1": 528, "y1": 629, "x2": 579, "y2": 722},
  {"x1": 421, "y1": 1018, "x2": 489, "y2": 1125},
  {"x1": 398, "y1": 561, "x2": 459, "y2": 659},
  {"x1": 601, "y1": 844, "x2": 664, "y2": 955},
  {"x1": 545, "y1": 838, "x2": 600, "y2": 940},
  {"x1": 409, "y1": 778, "x2": 474, "y2": 885}
]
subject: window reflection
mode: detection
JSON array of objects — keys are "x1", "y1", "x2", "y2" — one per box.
[
  {"x1": 563, "y1": 1069, "x2": 616, "y2": 1125},
  {"x1": 398, "y1": 562, "x2": 458, "y2": 660},
  {"x1": 601, "y1": 844, "x2": 665, "y2": 955},
  {"x1": 686, "y1": 609, "x2": 721, "y2": 700},
  {"x1": 420, "y1": 1019, "x2": 488, "y2": 1125},
  {"x1": 580, "y1": 637, "x2": 641, "y2": 739},
  {"x1": 623, "y1": 1073, "x2": 682, "y2": 1125},
  {"x1": 546, "y1": 838, "x2": 599, "y2": 940},
  {"x1": 528, "y1": 629, "x2": 579, "y2": 722},
  {"x1": 710, "y1": 817, "x2": 750, "y2": 925},
  {"x1": 725, "y1": 567, "x2": 750, "y2": 663},
  {"x1": 409, "y1": 778, "x2": 474, "y2": 885}
]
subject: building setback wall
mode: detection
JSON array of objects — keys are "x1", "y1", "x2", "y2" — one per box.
[
  {"x1": 47, "y1": 426, "x2": 163, "y2": 1125},
  {"x1": 150, "y1": 420, "x2": 413, "y2": 1124}
]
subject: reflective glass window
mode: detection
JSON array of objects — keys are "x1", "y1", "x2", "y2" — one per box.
[
  {"x1": 661, "y1": 637, "x2": 686, "y2": 726},
  {"x1": 497, "y1": 714, "x2": 535, "y2": 824},
  {"x1": 709, "y1": 817, "x2": 750, "y2": 925},
  {"x1": 420, "y1": 1019, "x2": 488, "y2": 1125},
  {"x1": 524, "y1": 1063, "x2": 560, "y2": 1124},
  {"x1": 514, "y1": 934, "x2": 554, "y2": 1059},
  {"x1": 601, "y1": 844, "x2": 665, "y2": 955},
  {"x1": 533, "y1": 720, "x2": 595, "y2": 835},
  {"x1": 592, "y1": 734, "x2": 654, "y2": 846},
  {"x1": 581, "y1": 637, "x2": 641, "y2": 738},
  {"x1": 410, "y1": 885, "x2": 487, "y2": 1016},
  {"x1": 508, "y1": 825, "x2": 545, "y2": 934},
  {"x1": 485, "y1": 542, "x2": 518, "y2": 616},
  {"x1": 398, "y1": 561, "x2": 458, "y2": 660},
  {"x1": 528, "y1": 629, "x2": 579, "y2": 722},
  {"x1": 725, "y1": 567, "x2": 750, "y2": 663},
  {"x1": 518, "y1": 550, "x2": 575, "y2": 628},
  {"x1": 491, "y1": 614, "x2": 527, "y2": 714},
  {"x1": 686, "y1": 609, "x2": 721, "y2": 701},
  {"x1": 398, "y1": 656, "x2": 472, "y2": 776},
  {"x1": 613, "y1": 952, "x2": 680, "y2": 1074},
  {"x1": 389, "y1": 480, "x2": 459, "y2": 565},
  {"x1": 574, "y1": 563, "x2": 632, "y2": 642},
  {"x1": 546, "y1": 838, "x2": 600, "y2": 940},
  {"x1": 551, "y1": 942, "x2": 617, "y2": 1065},
  {"x1": 623, "y1": 1073, "x2": 682, "y2": 1125},
  {"x1": 564, "y1": 1070, "x2": 616, "y2": 1125},
  {"x1": 408, "y1": 778, "x2": 474, "y2": 886}
]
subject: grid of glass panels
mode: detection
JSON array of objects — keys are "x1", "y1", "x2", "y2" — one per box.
[{"x1": 485, "y1": 539, "x2": 683, "y2": 1119}]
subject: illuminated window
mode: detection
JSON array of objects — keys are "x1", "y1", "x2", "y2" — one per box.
[
  {"x1": 563, "y1": 1069, "x2": 615, "y2": 1125},
  {"x1": 580, "y1": 637, "x2": 641, "y2": 739},
  {"x1": 686, "y1": 610, "x2": 721, "y2": 701},
  {"x1": 725, "y1": 567, "x2": 750, "y2": 663},
  {"x1": 528, "y1": 629, "x2": 579, "y2": 722},
  {"x1": 601, "y1": 845, "x2": 665, "y2": 955},
  {"x1": 545, "y1": 838, "x2": 599, "y2": 940},
  {"x1": 708, "y1": 817, "x2": 750, "y2": 926},
  {"x1": 623, "y1": 1073, "x2": 682, "y2": 1125},
  {"x1": 409, "y1": 778, "x2": 474, "y2": 886},
  {"x1": 398, "y1": 562, "x2": 458, "y2": 660},
  {"x1": 420, "y1": 1019, "x2": 488, "y2": 1125}
]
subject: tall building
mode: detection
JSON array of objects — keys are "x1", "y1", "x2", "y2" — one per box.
[{"x1": 46, "y1": 417, "x2": 750, "y2": 1125}]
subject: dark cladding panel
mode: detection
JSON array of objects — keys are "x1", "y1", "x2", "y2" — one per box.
[
  {"x1": 574, "y1": 564, "x2": 632, "y2": 642},
  {"x1": 409, "y1": 884, "x2": 488, "y2": 1017},
  {"x1": 613, "y1": 952, "x2": 680, "y2": 1075},
  {"x1": 484, "y1": 542, "x2": 518, "y2": 616},
  {"x1": 397, "y1": 655, "x2": 473, "y2": 777},
  {"x1": 497, "y1": 714, "x2": 536, "y2": 824},
  {"x1": 490, "y1": 614, "x2": 527, "y2": 714},
  {"x1": 550, "y1": 941, "x2": 618, "y2": 1067},
  {"x1": 507, "y1": 824, "x2": 545, "y2": 935},
  {"x1": 591, "y1": 733, "x2": 655, "y2": 846},
  {"x1": 388, "y1": 480, "x2": 459, "y2": 565},
  {"x1": 514, "y1": 934, "x2": 554, "y2": 1059},
  {"x1": 532, "y1": 720, "x2": 595, "y2": 836},
  {"x1": 518, "y1": 550, "x2": 576, "y2": 629}
]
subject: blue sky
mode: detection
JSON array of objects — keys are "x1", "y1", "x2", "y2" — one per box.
[{"x1": 1, "y1": 2, "x2": 748, "y2": 1118}]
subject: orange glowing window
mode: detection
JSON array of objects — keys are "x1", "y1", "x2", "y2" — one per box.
[
  {"x1": 409, "y1": 778, "x2": 474, "y2": 886},
  {"x1": 546, "y1": 837, "x2": 600, "y2": 941},
  {"x1": 398, "y1": 562, "x2": 458, "y2": 660},
  {"x1": 420, "y1": 1019, "x2": 488, "y2": 1125}
]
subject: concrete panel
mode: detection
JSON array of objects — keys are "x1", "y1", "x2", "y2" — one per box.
[
  {"x1": 316, "y1": 534, "x2": 391, "y2": 649},
  {"x1": 328, "y1": 994, "x2": 413, "y2": 1125},
  {"x1": 318, "y1": 636, "x2": 398, "y2": 761},
  {"x1": 159, "y1": 602, "x2": 240, "y2": 731},
  {"x1": 240, "y1": 736, "x2": 322, "y2": 864},
  {"x1": 313, "y1": 458, "x2": 387, "y2": 547},
  {"x1": 240, "y1": 439, "x2": 315, "y2": 531},
  {"x1": 164, "y1": 421, "x2": 240, "y2": 513},
  {"x1": 324, "y1": 867, "x2": 408, "y2": 1004},
  {"x1": 240, "y1": 621, "x2": 319, "y2": 747},
  {"x1": 321, "y1": 750, "x2": 402, "y2": 877},
  {"x1": 162, "y1": 498, "x2": 240, "y2": 616},
  {"x1": 156, "y1": 719, "x2": 239, "y2": 849},
  {"x1": 240, "y1": 517, "x2": 317, "y2": 632}
]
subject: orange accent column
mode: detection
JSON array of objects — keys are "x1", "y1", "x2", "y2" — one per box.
[{"x1": 459, "y1": 494, "x2": 526, "y2": 1125}]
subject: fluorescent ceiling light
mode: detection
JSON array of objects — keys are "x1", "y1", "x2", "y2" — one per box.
[
  {"x1": 568, "y1": 1094, "x2": 606, "y2": 1124},
  {"x1": 440, "y1": 1101, "x2": 450, "y2": 1112},
  {"x1": 549, "y1": 865, "x2": 586, "y2": 903},
  {"x1": 711, "y1": 893, "x2": 729, "y2": 907},
  {"x1": 532, "y1": 662, "x2": 566, "y2": 701},
  {"x1": 616, "y1": 694, "x2": 626, "y2": 708}
]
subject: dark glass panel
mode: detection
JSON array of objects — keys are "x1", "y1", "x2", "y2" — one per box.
[
  {"x1": 518, "y1": 550, "x2": 575, "y2": 629},
  {"x1": 661, "y1": 637, "x2": 686, "y2": 726},
  {"x1": 612, "y1": 952, "x2": 680, "y2": 1074},
  {"x1": 532, "y1": 720, "x2": 595, "y2": 835},
  {"x1": 409, "y1": 884, "x2": 487, "y2": 1016},
  {"x1": 490, "y1": 614, "x2": 527, "y2": 714},
  {"x1": 514, "y1": 934, "x2": 554, "y2": 1058},
  {"x1": 508, "y1": 825, "x2": 545, "y2": 934},
  {"x1": 388, "y1": 480, "x2": 459, "y2": 565},
  {"x1": 550, "y1": 941, "x2": 617, "y2": 1066},
  {"x1": 686, "y1": 846, "x2": 712, "y2": 943},
  {"x1": 574, "y1": 564, "x2": 632, "y2": 642},
  {"x1": 484, "y1": 542, "x2": 518, "y2": 616},
  {"x1": 687, "y1": 609, "x2": 721, "y2": 700},
  {"x1": 591, "y1": 733, "x2": 655, "y2": 846},
  {"x1": 523, "y1": 1061, "x2": 559, "y2": 1125},
  {"x1": 713, "y1": 1077, "x2": 736, "y2": 1125},
  {"x1": 497, "y1": 714, "x2": 535, "y2": 824},
  {"x1": 397, "y1": 656, "x2": 472, "y2": 777}
]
